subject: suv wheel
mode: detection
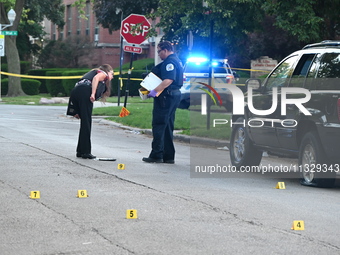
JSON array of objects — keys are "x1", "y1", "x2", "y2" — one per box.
[
  {"x1": 230, "y1": 117, "x2": 263, "y2": 168},
  {"x1": 299, "y1": 131, "x2": 336, "y2": 188}
]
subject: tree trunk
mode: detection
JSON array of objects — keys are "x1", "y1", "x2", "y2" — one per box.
[
  {"x1": 6, "y1": 36, "x2": 25, "y2": 96},
  {"x1": 1, "y1": 0, "x2": 26, "y2": 97}
]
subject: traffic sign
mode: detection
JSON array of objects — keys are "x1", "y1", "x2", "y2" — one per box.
[
  {"x1": 124, "y1": 45, "x2": 142, "y2": 54},
  {"x1": 120, "y1": 14, "x2": 151, "y2": 45},
  {"x1": 1, "y1": 31, "x2": 17, "y2": 36}
]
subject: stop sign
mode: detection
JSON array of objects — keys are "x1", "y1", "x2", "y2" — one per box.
[{"x1": 120, "y1": 14, "x2": 151, "y2": 45}]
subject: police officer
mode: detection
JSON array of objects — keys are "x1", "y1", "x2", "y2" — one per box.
[{"x1": 142, "y1": 41, "x2": 184, "y2": 164}]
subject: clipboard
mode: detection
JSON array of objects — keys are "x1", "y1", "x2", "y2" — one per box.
[{"x1": 140, "y1": 72, "x2": 163, "y2": 98}]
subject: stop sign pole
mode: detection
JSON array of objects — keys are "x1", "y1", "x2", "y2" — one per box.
[{"x1": 120, "y1": 14, "x2": 151, "y2": 108}]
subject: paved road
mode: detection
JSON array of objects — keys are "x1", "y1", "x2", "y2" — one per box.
[{"x1": 0, "y1": 104, "x2": 339, "y2": 255}]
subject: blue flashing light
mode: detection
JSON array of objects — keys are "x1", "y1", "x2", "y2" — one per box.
[
  {"x1": 187, "y1": 57, "x2": 208, "y2": 64},
  {"x1": 212, "y1": 62, "x2": 218, "y2": 66}
]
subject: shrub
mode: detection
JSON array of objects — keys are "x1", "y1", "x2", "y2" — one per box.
[
  {"x1": 62, "y1": 69, "x2": 90, "y2": 96},
  {"x1": 21, "y1": 61, "x2": 31, "y2": 74},
  {"x1": 45, "y1": 70, "x2": 66, "y2": 96},
  {"x1": 121, "y1": 58, "x2": 155, "y2": 71},
  {"x1": 21, "y1": 79, "x2": 41, "y2": 95},
  {"x1": 1, "y1": 78, "x2": 41, "y2": 95},
  {"x1": 27, "y1": 68, "x2": 70, "y2": 93},
  {"x1": 112, "y1": 70, "x2": 146, "y2": 97}
]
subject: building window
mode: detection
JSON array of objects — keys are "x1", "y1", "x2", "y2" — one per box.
[
  {"x1": 52, "y1": 23, "x2": 56, "y2": 40},
  {"x1": 66, "y1": 5, "x2": 72, "y2": 36},
  {"x1": 94, "y1": 15, "x2": 99, "y2": 42},
  {"x1": 85, "y1": 1, "x2": 90, "y2": 35},
  {"x1": 76, "y1": 7, "x2": 81, "y2": 35}
]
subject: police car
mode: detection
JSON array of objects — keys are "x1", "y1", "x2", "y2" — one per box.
[{"x1": 178, "y1": 57, "x2": 237, "y2": 110}]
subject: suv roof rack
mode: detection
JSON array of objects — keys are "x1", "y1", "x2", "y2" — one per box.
[{"x1": 303, "y1": 40, "x2": 340, "y2": 49}]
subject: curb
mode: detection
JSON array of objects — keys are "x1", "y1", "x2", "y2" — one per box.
[{"x1": 97, "y1": 119, "x2": 229, "y2": 149}]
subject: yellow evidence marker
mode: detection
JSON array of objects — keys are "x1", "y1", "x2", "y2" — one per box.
[
  {"x1": 118, "y1": 163, "x2": 125, "y2": 170},
  {"x1": 77, "y1": 190, "x2": 88, "y2": 198},
  {"x1": 276, "y1": 182, "x2": 286, "y2": 189},
  {"x1": 126, "y1": 209, "x2": 138, "y2": 219},
  {"x1": 29, "y1": 191, "x2": 40, "y2": 199},
  {"x1": 291, "y1": 221, "x2": 305, "y2": 230}
]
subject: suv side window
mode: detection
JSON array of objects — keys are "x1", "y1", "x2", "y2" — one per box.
[
  {"x1": 290, "y1": 54, "x2": 316, "y2": 87},
  {"x1": 315, "y1": 53, "x2": 340, "y2": 90},
  {"x1": 305, "y1": 53, "x2": 322, "y2": 90},
  {"x1": 265, "y1": 55, "x2": 299, "y2": 90}
]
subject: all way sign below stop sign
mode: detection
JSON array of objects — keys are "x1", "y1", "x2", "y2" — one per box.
[{"x1": 123, "y1": 45, "x2": 142, "y2": 54}]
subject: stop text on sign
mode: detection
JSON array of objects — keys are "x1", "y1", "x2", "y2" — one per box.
[{"x1": 122, "y1": 23, "x2": 149, "y2": 37}]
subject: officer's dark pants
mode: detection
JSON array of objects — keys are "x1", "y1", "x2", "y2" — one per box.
[
  {"x1": 149, "y1": 89, "x2": 181, "y2": 160},
  {"x1": 69, "y1": 85, "x2": 93, "y2": 155}
]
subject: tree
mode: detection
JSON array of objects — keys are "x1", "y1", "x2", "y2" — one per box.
[
  {"x1": 69, "y1": 0, "x2": 340, "y2": 70},
  {"x1": 38, "y1": 35, "x2": 95, "y2": 68},
  {"x1": 73, "y1": 0, "x2": 159, "y2": 32},
  {"x1": 152, "y1": 0, "x2": 264, "y2": 63},
  {"x1": 262, "y1": 0, "x2": 339, "y2": 42},
  {"x1": 0, "y1": 0, "x2": 64, "y2": 97}
]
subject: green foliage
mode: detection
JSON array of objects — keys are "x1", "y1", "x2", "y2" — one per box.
[
  {"x1": 100, "y1": 103, "x2": 190, "y2": 131},
  {"x1": 45, "y1": 70, "x2": 66, "y2": 96},
  {"x1": 1, "y1": 78, "x2": 41, "y2": 96},
  {"x1": 1, "y1": 61, "x2": 33, "y2": 75},
  {"x1": 262, "y1": 0, "x2": 325, "y2": 42},
  {"x1": 121, "y1": 58, "x2": 155, "y2": 71},
  {"x1": 38, "y1": 36, "x2": 95, "y2": 68},
  {"x1": 27, "y1": 68, "x2": 70, "y2": 93},
  {"x1": 21, "y1": 61, "x2": 32, "y2": 74},
  {"x1": 89, "y1": 0, "x2": 159, "y2": 32},
  {"x1": 21, "y1": 79, "x2": 41, "y2": 95},
  {"x1": 62, "y1": 69, "x2": 90, "y2": 96},
  {"x1": 112, "y1": 58, "x2": 155, "y2": 96},
  {"x1": 112, "y1": 70, "x2": 146, "y2": 97}
]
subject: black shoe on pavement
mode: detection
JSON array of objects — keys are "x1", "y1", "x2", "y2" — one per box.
[
  {"x1": 81, "y1": 153, "x2": 96, "y2": 159},
  {"x1": 142, "y1": 157, "x2": 163, "y2": 163},
  {"x1": 76, "y1": 152, "x2": 82, "y2": 158},
  {"x1": 163, "y1": 159, "x2": 175, "y2": 164}
]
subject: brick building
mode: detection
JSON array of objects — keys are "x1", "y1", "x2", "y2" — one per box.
[{"x1": 43, "y1": 0, "x2": 161, "y2": 69}]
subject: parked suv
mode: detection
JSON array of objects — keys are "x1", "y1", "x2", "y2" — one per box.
[
  {"x1": 229, "y1": 41, "x2": 340, "y2": 188},
  {"x1": 178, "y1": 57, "x2": 237, "y2": 110}
]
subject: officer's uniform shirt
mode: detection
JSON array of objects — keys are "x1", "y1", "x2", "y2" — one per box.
[{"x1": 159, "y1": 54, "x2": 183, "y2": 90}]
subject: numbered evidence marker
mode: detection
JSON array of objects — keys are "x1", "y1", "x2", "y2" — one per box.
[
  {"x1": 77, "y1": 190, "x2": 88, "y2": 198},
  {"x1": 118, "y1": 163, "x2": 125, "y2": 170},
  {"x1": 29, "y1": 191, "x2": 40, "y2": 199},
  {"x1": 126, "y1": 209, "x2": 138, "y2": 219},
  {"x1": 291, "y1": 221, "x2": 305, "y2": 230},
  {"x1": 276, "y1": 182, "x2": 286, "y2": 189}
]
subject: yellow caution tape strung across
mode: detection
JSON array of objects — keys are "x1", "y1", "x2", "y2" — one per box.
[
  {"x1": 0, "y1": 71, "x2": 119, "y2": 79},
  {"x1": 0, "y1": 68, "x2": 268, "y2": 80}
]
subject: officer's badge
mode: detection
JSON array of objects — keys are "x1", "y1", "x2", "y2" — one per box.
[{"x1": 166, "y1": 63, "x2": 174, "y2": 71}]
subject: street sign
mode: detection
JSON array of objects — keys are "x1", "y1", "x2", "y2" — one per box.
[
  {"x1": 1, "y1": 31, "x2": 17, "y2": 36},
  {"x1": 0, "y1": 35, "x2": 5, "y2": 57},
  {"x1": 120, "y1": 14, "x2": 151, "y2": 45},
  {"x1": 123, "y1": 45, "x2": 143, "y2": 54}
]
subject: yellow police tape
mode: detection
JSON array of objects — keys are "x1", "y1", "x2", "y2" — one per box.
[
  {"x1": 0, "y1": 71, "x2": 120, "y2": 79},
  {"x1": 0, "y1": 67, "x2": 267, "y2": 82}
]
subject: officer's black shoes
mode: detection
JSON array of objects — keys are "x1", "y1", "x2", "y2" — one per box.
[
  {"x1": 163, "y1": 159, "x2": 175, "y2": 164},
  {"x1": 76, "y1": 152, "x2": 82, "y2": 158},
  {"x1": 81, "y1": 153, "x2": 96, "y2": 159},
  {"x1": 142, "y1": 157, "x2": 163, "y2": 163}
]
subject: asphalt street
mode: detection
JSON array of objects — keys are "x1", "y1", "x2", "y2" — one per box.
[{"x1": 0, "y1": 104, "x2": 339, "y2": 255}]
